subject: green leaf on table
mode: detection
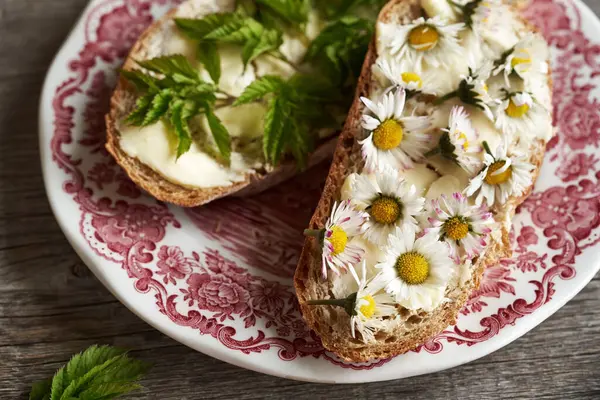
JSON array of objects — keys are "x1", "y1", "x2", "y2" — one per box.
[
  {"x1": 29, "y1": 379, "x2": 52, "y2": 400},
  {"x1": 197, "y1": 41, "x2": 221, "y2": 84},
  {"x1": 29, "y1": 345, "x2": 150, "y2": 400}
]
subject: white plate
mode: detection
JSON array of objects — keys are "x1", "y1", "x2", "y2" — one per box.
[{"x1": 40, "y1": 0, "x2": 600, "y2": 383}]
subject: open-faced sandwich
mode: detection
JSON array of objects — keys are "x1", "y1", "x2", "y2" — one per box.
[
  {"x1": 105, "y1": 0, "x2": 389, "y2": 207},
  {"x1": 295, "y1": 0, "x2": 553, "y2": 361}
]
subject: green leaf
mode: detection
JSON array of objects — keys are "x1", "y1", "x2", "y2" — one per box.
[
  {"x1": 142, "y1": 90, "x2": 172, "y2": 126},
  {"x1": 59, "y1": 355, "x2": 125, "y2": 399},
  {"x1": 137, "y1": 54, "x2": 199, "y2": 83},
  {"x1": 78, "y1": 383, "x2": 142, "y2": 400},
  {"x1": 287, "y1": 118, "x2": 311, "y2": 168},
  {"x1": 205, "y1": 107, "x2": 232, "y2": 160},
  {"x1": 242, "y1": 27, "x2": 283, "y2": 66},
  {"x1": 304, "y1": 16, "x2": 373, "y2": 84},
  {"x1": 120, "y1": 69, "x2": 161, "y2": 92},
  {"x1": 236, "y1": 0, "x2": 257, "y2": 16},
  {"x1": 263, "y1": 96, "x2": 288, "y2": 164},
  {"x1": 125, "y1": 94, "x2": 154, "y2": 126},
  {"x1": 203, "y1": 15, "x2": 247, "y2": 42},
  {"x1": 234, "y1": 75, "x2": 285, "y2": 105},
  {"x1": 255, "y1": 0, "x2": 309, "y2": 25},
  {"x1": 170, "y1": 100, "x2": 194, "y2": 158},
  {"x1": 175, "y1": 13, "x2": 240, "y2": 40},
  {"x1": 30, "y1": 379, "x2": 52, "y2": 400},
  {"x1": 50, "y1": 368, "x2": 67, "y2": 400},
  {"x1": 197, "y1": 41, "x2": 221, "y2": 84}
]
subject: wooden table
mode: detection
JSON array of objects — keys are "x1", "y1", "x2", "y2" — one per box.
[{"x1": 1, "y1": 1, "x2": 599, "y2": 398}]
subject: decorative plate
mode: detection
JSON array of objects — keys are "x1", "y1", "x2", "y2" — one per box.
[{"x1": 40, "y1": 0, "x2": 600, "y2": 383}]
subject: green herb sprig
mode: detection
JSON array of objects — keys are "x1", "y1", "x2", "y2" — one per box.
[
  {"x1": 29, "y1": 345, "x2": 151, "y2": 400},
  {"x1": 121, "y1": 0, "x2": 384, "y2": 167},
  {"x1": 121, "y1": 54, "x2": 231, "y2": 160}
]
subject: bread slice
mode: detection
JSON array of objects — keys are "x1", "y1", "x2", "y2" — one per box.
[
  {"x1": 105, "y1": 0, "x2": 337, "y2": 207},
  {"x1": 294, "y1": 0, "x2": 550, "y2": 362}
]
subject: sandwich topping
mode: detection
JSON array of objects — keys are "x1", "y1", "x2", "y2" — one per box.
[
  {"x1": 117, "y1": 1, "x2": 385, "y2": 189},
  {"x1": 307, "y1": 0, "x2": 553, "y2": 343}
]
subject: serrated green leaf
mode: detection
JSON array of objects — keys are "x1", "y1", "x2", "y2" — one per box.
[
  {"x1": 241, "y1": 27, "x2": 283, "y2": 67},
  {"x1": 175, "y1": 13, "x2": 240, "y2": 40},
  {"x1": 137, "y1": 54, "x2": 198, "y2": 83},
  {"x1": 64, "y1": 346, "x2": 125, "y2": 383},
  {"x1": 78, "y1": 383, "x2": 143, "y2": 400},
  {"x1": 236, "y1": 0, "x2": 257, "y2": 16},
  {"x1": 120, "y1": 69, "x2": 161, "y2": 92},
  {"x1": 234, "y1": 75, "x2": 285, "y2": 105},
  {"x1": 50, "y1": 368, "x2": 67, "y2": 400},
  {"x1": 30, "y1": 379, "x2": 52, "y2": 400},
  {"x1": 263, "y1": 97, "x2": 288, "y2": 164},
  {"x1": 170, "y1": 100, "x2": 193, "y2": 158},
  {"x1": 59, "y1": 355, "x2": 125, "y2": 399},
  {"x1": 203, "y1": 16, "x2": 247, "y2": 41},
  {"x1": 125, "y1": 94, "x2": 154, "y2": 126},
  {"x1": 255, "y1": 0, "x2": 309, "y2": 25},
  {"x1": 205, "y1": 107, "x2": 231, "y2": 160},
  {"x1": 287, "y1": 118, "x2": 311, "y2": 168},
  {"x1": 197, "y1": 41, "x2": 221, "y2": 83},
  {"x1": 142, "y1": 90, "x2": 172, "y2": 126}
]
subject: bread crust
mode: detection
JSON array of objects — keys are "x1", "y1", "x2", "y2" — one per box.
[
  {"x1": 293, "y1": 0, "x2": 551, "y2": 362},
  {"x1": 105, "y1": 0, "x2": 337, "y2": 207}
]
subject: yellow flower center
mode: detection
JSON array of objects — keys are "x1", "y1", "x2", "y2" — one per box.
[
  {"x1": 457, "y1": 131, "x2": 469, "y2": 150},
  {"x1": 443, "y1": 216, "x2": 470, "y2": 241},
  {"x1": 408, "y1": 25, "x2": 439, "y2": 51},
  {"x1": 505, "y1": 98, "x2": 530, "y2": 118},
  {"x1": 359, "y1": 295, "x2": 376, "y2": 318},
  {"x1": 329, "y1": 226, "x2": 348, "y2": 256},
  {"x1": 373, "y1": 119, "x2": 403, "y2": 150},
  {"x1": 401, "y1": 72, "x2": 423, "y2": 88},
  {"x1": 370, "y1": 196, "x2": 402, "y2": 225},
  {"x1": 395, "y1": 251, "x2": 430, "y2": 285},
  {"x1": 484, "y1": 161, "x2": 513, "y2": 185}
]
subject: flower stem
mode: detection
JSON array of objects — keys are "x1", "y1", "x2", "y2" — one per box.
[
  {"x1": 303, "y1": 228, "x2": 324, "y2": 237},
  {"x1": 434, "y1": 90, "x2": 458, "y2": 105}
]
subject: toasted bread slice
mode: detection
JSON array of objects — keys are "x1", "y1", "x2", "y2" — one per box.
[
  {"x1": 105, "y1": 0, "x2": 337, "y2": 207},
  {"x1": 294, "y1": 0, "x2": 551, "y2": 362}
]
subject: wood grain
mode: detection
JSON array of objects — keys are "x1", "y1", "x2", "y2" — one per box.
[{"x1": 1, "y1": 0, "x2": 599, "y2": 398}]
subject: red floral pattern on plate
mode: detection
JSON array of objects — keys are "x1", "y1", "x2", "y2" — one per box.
[{"x1": 45, "y1": 0, "x2": 600, "y2": 372}]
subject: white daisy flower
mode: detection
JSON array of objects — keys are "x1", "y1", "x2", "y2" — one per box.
[
  {"x1": 373, "y1": 56, "x2": 440, "y2": 95},
  {"x1": 378, "y1": 16, "x2": 464, "y2": 70},
  {"x1": 307, "y1": 260, "x2": 397, "y2": 344},
  {"x1": 493, "y1": 32, "x2": 549, "y2": 88},
  {"x1": 464, "y1": 140, "x2": 534, "y2": 206},
  {"x1": 376, "y1": 226, "x2": 454, "y2": 311},
  {"x1": 425, "y1": 192, "x2": 493, "y2": 263},
  {"x1": 352, "y1": 168, "x2": 426, "y2": 245},
  {"x1": 437, "y1": 61, "x2": 495, "y2": 120},
  {"x1": 437, "y1": 105, "x2": 483, "y2": 175},
  {"x1": 305, "y1": 200, "x2": 367, "y2": 278},
  {"x1": 359, "y1": 89, "x2": 431, "y2": 171},
  {"x1": 493, "y1": 91, "x2": 550, "y2": 137}
]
